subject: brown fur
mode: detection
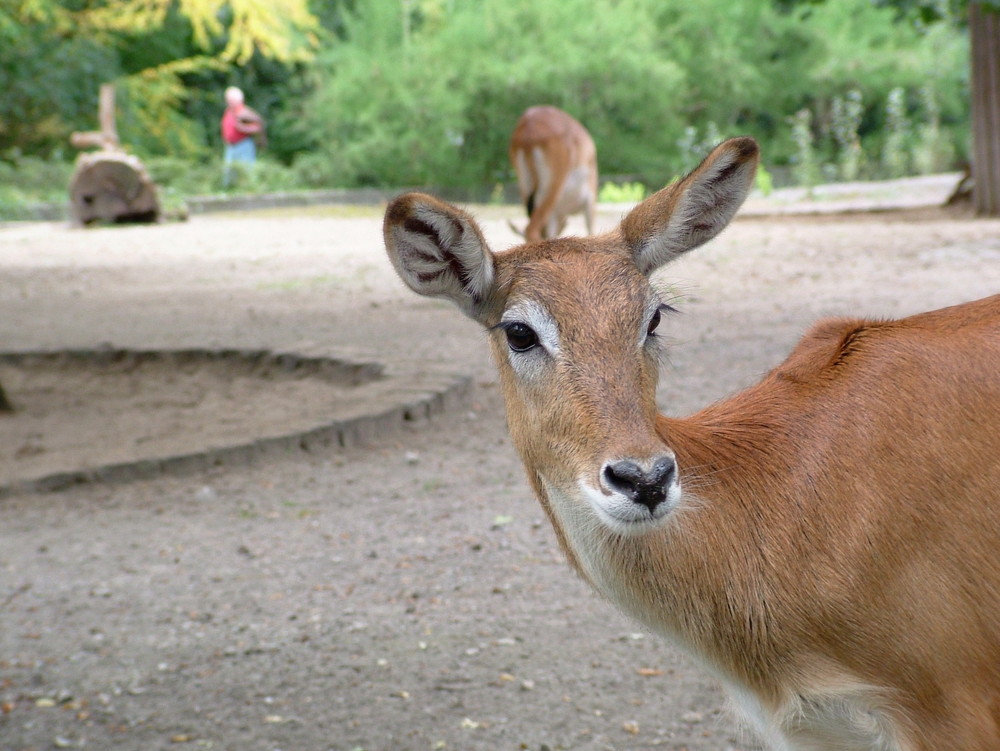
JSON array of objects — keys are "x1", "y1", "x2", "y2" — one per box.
[
  {"x1": 651, "y1": 297, "x2": 1000, "y2": 743},
  {"x1": 509, "y1": 106, "x2": 598, "y2": 243},
  {"x1": 383, "y1": 138, "x2": 1000, "y2": 750}
]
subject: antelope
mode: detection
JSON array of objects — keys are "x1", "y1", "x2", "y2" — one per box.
[
  {"x1": 383, "y1": 137, "x2": 1000, "y2": 750},
  {"x1": 508, "y1": 105, "x2": 598, "y2": 242}
]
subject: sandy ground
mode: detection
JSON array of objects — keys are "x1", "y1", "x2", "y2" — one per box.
[{"x1": 1, "y1": 188, "x2": 999, "y2": 751}]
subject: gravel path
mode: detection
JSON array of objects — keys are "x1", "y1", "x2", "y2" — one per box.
[{"x1": 1, "y1": 192, "x2": 998, "y2": 751}]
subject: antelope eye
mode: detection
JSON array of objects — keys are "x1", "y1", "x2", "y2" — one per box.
[
  {"x1": 647, "y1": 303, "x2": 676, "y2": 337},
  {"x1": 504, "y1": 322, "x2": 539, "y2": 352},
  {"x1": 647, "y1": 309, "x2": 662, "y2": 336}
]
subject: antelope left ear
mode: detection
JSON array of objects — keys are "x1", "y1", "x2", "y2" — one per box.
[
  {"x1": 622, "y1": 137, "x2": 759, "y2": 276},
  {"x1": 384, "y1": 193, "x2": 496, "y2": 322}
]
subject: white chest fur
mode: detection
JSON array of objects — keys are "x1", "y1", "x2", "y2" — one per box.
[{"x1": 540, "y1": 480, "x2": 907, "y2": 751}]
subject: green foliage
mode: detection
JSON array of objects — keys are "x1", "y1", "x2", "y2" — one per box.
[
  {"x1": 913, "y1": 84, "x2": 955, "y2": 174},
  {"x1": 144, "y1": 155, "x2": 303, "y2": 194},
  {"x1": 787, "y1": 75, "x2": 965, "y2": 187},
  {"x1": 773, "y1": 0, "x2": 968, "y2": 181},
  {"x1": 787, "y1": 75, "x2": 963, "y2": 187},
  {"x1": 218, "y1": 159, "x2": 304, "y2": 193},
  {"x1": 677, "y1": 123, "x2": 724, "y2": 174},
  {"x1": 142, "y1": 156, "x2": 222, "y2": 194},
  {"x1": 881, "y1": 87, "x2": 912, "y2": 177},
  {"x1": 0, "y1": 0, "x2": 974, "y2": 198},
  {"x1": 870, "y1": 0, "x2": 1000, "y2": 24},
  {"x1": 790, "y1": 109, "x2": 821, "y2": 189},
  {"x1": 777, "y1": 0, "x2": 1000, "y2": 24},
  {"x1": 0, "y1": 24, "x2": 119, "y2": 156},
  {"x1": 118, "y1": 59, "x2": 228, "y2": 160},
  {"x1": 599, "y1": 182, "x2": 648, "y2": 204},
  {"x1": 0, "y1": 0, "x2": 322, "y2": 161},
  {"x1": 653, "y1": 0, "x2": 822, "y2": 147},
  {"x1": 300, "y1": 0, "x2": 689, "y2": 188},
  {"x1": 756, "y1": 164, "x2": 775, "y2": 196},
  {"x1": 295, "y1": 0, "x2": 969, "y2": 191},
  {"x1": 0, "y1": 156, "x2": 74, "y2": 212},
  {"x1": 831, "y1": 89, "x2": 864, "y2": 180}
]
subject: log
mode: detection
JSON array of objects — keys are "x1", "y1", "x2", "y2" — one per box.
[
  {"x1": 68, "y1": 83, "x2": 160, "y2": 225},
  {"x1": 68, "y1": 150, "x2": 160, "y2": 225}
]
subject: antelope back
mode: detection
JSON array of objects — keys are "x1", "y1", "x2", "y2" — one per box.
[{"x1": 508, "y1": 105, "x2": 599, "y2": 241}]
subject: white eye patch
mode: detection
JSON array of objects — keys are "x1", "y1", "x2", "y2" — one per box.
[
  {"x1": 501, "y1": 300, "x2": 562, "y2": 356},
  {"x1": 639, "y1": 297, "x2": 665, "y2": 346},
  {"x1": 498, "y1": 300, "x2": 561, "y2": 379}
]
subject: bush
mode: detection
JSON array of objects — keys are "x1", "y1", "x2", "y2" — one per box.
[
  {"x1": 913, "y1": 85, "x2": 955, "y2": 175},
  {"x1": 599, "y1": 182, "x2": 648, "y2": 204},
  {"x1": 0, "y1": 156, "x2": 74, "y2": 210},
  {"x1": 303, "y1": 0, "x2": 689, "y2": 189},
  {"x1": 144, "y1": 155, "x2": 305, "y2": 195},
  {"x1": 1, "y1": 0, "x2": 970, "y2": 197},
  {"x1": 831, "y1": 90, "x2": 864, "y2": 181},
  {"x1": 755, "y1": 164, "x2": 774, "y2": 196},
  {"x1": 144, "y1": 156, "x2": 221, "y2": 195},
  {"x1": 790, "y1": 109, "x2": 820, "y2": 189},
  {"x1": 297, "y1": 0, "x2": 968, "y2": 192}
]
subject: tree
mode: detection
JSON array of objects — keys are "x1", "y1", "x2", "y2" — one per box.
[
  {"x1": 969, "y1": 3, "x2": 1000, "y2": 214},
  {"x1": 296, "y1": 0, "x2": 970, "y2": 192},
  {"x1": 0, "y1": 0, "x2": 321, "y2": 157},
  {"x1": 779, "y1": 0, "x2": 1000, "y2": 216},
  {"x1": 0, "y1": 0, "x2": 323, "y2": 413},
  {"x1": 874, "y1": 0, "x2": 1000, "y2": 215},
  {"x1": 2, "y1": 0, "x2": 319, "y2": 64}
]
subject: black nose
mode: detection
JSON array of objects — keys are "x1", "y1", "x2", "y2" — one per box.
[{"x1": 603, "y1": 456, "x2": 677, "y2": 512}]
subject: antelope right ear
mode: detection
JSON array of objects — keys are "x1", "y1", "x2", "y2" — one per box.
[
  {"x1": 383, "y1": 193, "x2": 496, "y2": 322},
  {"x1": 621, "y1": 137, "x2": 759, "y2": 275}
]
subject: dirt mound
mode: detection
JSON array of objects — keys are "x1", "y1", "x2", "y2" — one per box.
[{"x1": 0, "y1": 347, "x2": 468, "y2": 495}]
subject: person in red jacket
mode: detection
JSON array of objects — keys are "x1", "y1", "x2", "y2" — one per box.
[{"x1": 220, "y1": 86, "x2": 265, "y2": 185}]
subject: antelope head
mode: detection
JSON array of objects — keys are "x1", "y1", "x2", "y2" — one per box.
[{"x1": 384, "y1": 138, "x2": 759, "y2": 551}]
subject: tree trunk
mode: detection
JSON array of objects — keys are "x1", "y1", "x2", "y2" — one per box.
[
  {"x1": 970, "y1": 3, "x2": 1000, "y2": 216},
  {"x1": 68, "y1": 151, "x2": 161, "y2": 225},
  {"x1": 70, "y1": 83, "x2": 120, "y2": 151}
]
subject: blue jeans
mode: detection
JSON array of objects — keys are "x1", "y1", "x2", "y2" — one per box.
[
  {"x1": 224, "y1": 138, "x2": 256, "y2": 164},
  {"x1": 223, "y1": 138, "x2": 256, "y2": 186}
]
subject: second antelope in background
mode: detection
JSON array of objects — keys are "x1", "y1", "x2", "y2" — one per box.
[{"x1": 508, "y1": 105, "x2": 598, "y2": 242}]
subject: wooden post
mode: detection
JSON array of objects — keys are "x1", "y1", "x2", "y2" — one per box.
[
  {"x1": 970, "y1": 3, "x2": 1000, "y2": 216},
  {"x1": 98, "y1": 83, "x2": 118, "y2": 146},
  {"x1": 69, "y1": 83, "x2": 121, "y2": 151}
]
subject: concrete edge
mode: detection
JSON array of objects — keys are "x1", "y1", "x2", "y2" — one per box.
[
  {"x1": 4, "y1": 172, "x2": 962, "y2": 225},
  {"x1": 0, "y1": 347, "x2": 472, "y2": 498}
]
